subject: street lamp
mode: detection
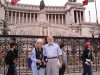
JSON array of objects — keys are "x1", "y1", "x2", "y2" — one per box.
[{"x1": 89, "y1": 27, "x2": 95, "y2": 38}]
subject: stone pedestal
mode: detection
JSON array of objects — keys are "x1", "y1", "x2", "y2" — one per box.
[{"x1": 37, "y1": 9, "x2": 49, "y2": 36}]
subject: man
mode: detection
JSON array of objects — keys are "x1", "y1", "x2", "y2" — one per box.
[
  {"x1": 43, "y1": 36, "x2": 62, "y2": 75},
  {"x1": 81, "y1": 41, "x2": 93, "y2": 75}
]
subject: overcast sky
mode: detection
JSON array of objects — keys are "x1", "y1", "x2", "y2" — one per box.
[{"x1": 10, "y1": 0, "x2": 100, "y2": 23}]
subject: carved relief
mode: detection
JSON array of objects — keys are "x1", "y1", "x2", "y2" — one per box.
[{"x1": 42, "y1": 26, "x2": 48, "y2": 36}]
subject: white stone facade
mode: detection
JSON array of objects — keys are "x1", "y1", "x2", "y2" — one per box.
[{"x1": 0, "y1": 1, "x2": 100, "y2": 37}]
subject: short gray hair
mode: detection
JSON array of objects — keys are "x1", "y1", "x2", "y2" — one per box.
[{"x1": 36, "y1": 38, "x2": 43, "y2": 43}]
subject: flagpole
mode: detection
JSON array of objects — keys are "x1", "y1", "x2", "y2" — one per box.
[
  {"x1": 88, "y1": 10, "x2": 91, "y2": 22},
  {"x1": 94, "y1": 0, "x2": 98, "y2": 24}
]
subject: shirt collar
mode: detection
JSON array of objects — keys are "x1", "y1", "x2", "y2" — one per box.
[{"x1": 48, "y1": 43, "x2": 54, "y2": 46}]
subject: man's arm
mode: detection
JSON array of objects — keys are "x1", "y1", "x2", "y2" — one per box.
[{"x1": 57, "y1": 44, "x2": 63, "y2": 67}]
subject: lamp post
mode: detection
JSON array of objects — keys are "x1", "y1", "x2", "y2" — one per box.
[{"x1": 89, "y1": 27, "x2": 95, "y2": 38}]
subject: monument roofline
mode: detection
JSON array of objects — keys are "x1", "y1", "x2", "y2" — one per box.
[
  {"x1": 7, "y1": 2, "x2": 66, "y2": 12},
  {"x1": 64, "y1": 2, "x2": 83, "y2": 6},
  {"x1": 80, "y1": 22, "x2": 100, "y2": 26},
  {"x1": 7, "y1": 2, "x2": 65, "y2": 8}
]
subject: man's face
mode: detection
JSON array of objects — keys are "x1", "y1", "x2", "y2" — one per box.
[
  {"x1": 87, "y1": 45, "x2": 91, "y2": 48},
  {"x1": 12, "y1": 45, "x2": 16, "y2": 49},
  {"x1": 47, "y1": 36, "x2": 54, "y2": 44}
]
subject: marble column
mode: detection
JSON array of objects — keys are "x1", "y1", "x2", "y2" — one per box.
[
  {"x1": 76, "y1": 11, "x2": 79, "y2": 23},
  {"x1": 47, "y1": 14, "x2": 49, "y2": 22},
  {"x1": 22, "y1": 12, "x2": 24, "y2": 23},
  {"x1": 80, "y1": 11, "x2": 82, "y2": 22},
  {"x1": 15, "y1": 12, "x2": 17, "y2": 24},
  {"x1": 33, "y1": 13, "x2": 35, "y2": 22},
  {"x1": 29, "y1": 13, "x2": 32, "y2": 23},
  {"x1": 18, "y1": 12, "x2": 20, "y2": 23},
  {"x1": 55, "y1": 14, "x2": 56, "y2": 24},
  {"x1": 58, "y1": 14, "x2": 60, "y2": 25},
  {"x1": 62, "y1": 14, "x2": 64, "y2": 25},
  {"x1": 51, "y1": 14, "x2": 53, "y2": 23},
  {"x1": 82, "y1": 11, "x2": 85, "y2": 22},
  {"x1": 26, "y1": 13, "x2": 28, "y2": 23},
  {"x1": 78, "y1": 11, "x2": 80, "y2": 23},
  {"x1": 7, "y1": 11, "x2": 9, "y2": 22},
  {"x1": 11, "y1": 11, "x2": 13, "y2": 23}
]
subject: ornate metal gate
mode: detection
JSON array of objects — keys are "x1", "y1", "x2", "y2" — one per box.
[{"x1": 0, "y1": 35, "x2": 100, "y2": 75}]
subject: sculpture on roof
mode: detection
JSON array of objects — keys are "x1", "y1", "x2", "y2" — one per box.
[
  {"x1": 0, "y1": 0, "x2": 5, "y2": 7},
  {"x1": 1, "y1": 19, "x2": 9, "y2": 35},
  {"x1": 68, "y1": 0, "x2": 77, "y2": 2},
  {"x1": 40, "y1": 0, "x2": 45, "y2": 10}
]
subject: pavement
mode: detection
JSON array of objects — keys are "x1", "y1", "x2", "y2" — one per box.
[
  {"x1": 64, "y1": 71, "x2": 100, "y2": 75},
  {"x1": 0, "y1": 71, "x2": 100, "y2": 75}
]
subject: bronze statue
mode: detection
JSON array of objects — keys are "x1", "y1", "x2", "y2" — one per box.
[
  {"x1": 40, "y1": 0, "x2": 45, "y2": 10},
  {"x1": 0, "y1": 0, "x2": 5, "y2": 7},
  {"x1": 73, "y1": 0, "x2": 77, "y2": 2},
  {"x1": 68, "y1": 0, "x2": 77, "y2": 2},
  {"x1": 1, "y1": 19, "x2": 9, "y2": 35},
  {"x1": 1, "y1": 19, "x2": 7, "y2": 28}
]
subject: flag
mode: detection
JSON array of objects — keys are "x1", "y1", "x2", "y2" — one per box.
[
  {"x1": 83, "y1": 0, "x2": 94, "y2": 6},
  {"x1": 89, "y1": 0, "x2": 94, "y2": 2},
  {"x1": 11, "y1": 0, "x2": 20, "y2": 5},
  {"x1": 83, "y1": 0, "x2": 88, "y2": 5}
]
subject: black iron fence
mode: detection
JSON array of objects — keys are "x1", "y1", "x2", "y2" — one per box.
[{"x1": 0, "y1": 35, "x2": 100, "y2": 75}]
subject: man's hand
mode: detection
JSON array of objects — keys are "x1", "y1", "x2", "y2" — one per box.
[
  {"x1": 85, "y1": 62, "x2": 90, "y2": 66},
  {"x1": 58, "y1": 59, "x2": 62, "y2": 68},
  {"x1": 91, "y1": 62, "x2": 93, "y2": 66},
  {"x1": 37, "y1": 60, "x2": 42, "y2": 64},
  {"x1": 13, "y1": 59, "x2": 17, "y2": 64}
]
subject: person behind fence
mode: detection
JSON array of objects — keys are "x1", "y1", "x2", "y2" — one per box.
[
  {"x1": 31, "y1": 38, "x2": 47, "y2": 75},
  {"x1": 59, "y1": 43, "x2": 67, "y2": 75},
  {"x1": 81, "y1": 41, "x2": 93, "y2": 75},
  {"x1": 10, "y1": 37, "x2": 18, "y2": 59},
  {"x1": 43, "y1": 36, "x2": 62, "y2": 75},
  {"x1": 10, "y1": 37, "x2": 19, "y2": 74},
  {"x1": 5, "y1": 43, "x2": 17, "y2": 75},
  {"x1": 27, "y1": 50, "x2": 32, "y2": 69}
]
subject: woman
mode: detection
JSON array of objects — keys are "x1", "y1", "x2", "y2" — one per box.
[
  {"x1": 31, "y1": 39, "x2": 46, "y2": 75},
  {"x1": 5, "y1": 43, "x2": 17, "y2": 75},
  {"x1": 81, "y1": 41, "x2": 93, "y2": 75}
]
